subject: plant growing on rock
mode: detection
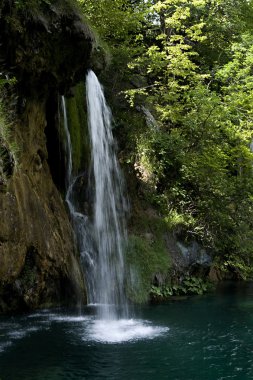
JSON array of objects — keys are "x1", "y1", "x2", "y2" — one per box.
[{"x1": 150, "y1": 276, "x2": 213, "y2": 301}]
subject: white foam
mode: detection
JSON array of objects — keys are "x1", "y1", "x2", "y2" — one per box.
[
  {"x1": 0, "y1": 341, "x2": 12, "y2": 353},
  {"x1": 26, "y1": 326, "x2": 40, "y2": 333},
  {"x1": 28, "y1": 313, "x2": 47, "y2": 318},
  {"x1": 27, "y1": 312, "x2": 89, "y2": 323},
  {"x1": 85, "y1": 318, "x2": 169, "y2": 344},
  {"x1": 8, "y1": 330, "x2": 27, "y2": 339},
  {"x1": 49, "y1": 315, "x2": 89, "y2": 323}
]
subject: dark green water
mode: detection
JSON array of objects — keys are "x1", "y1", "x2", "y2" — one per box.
[{"x1": 0, "y1": 282, "x2": 253, "y2": 380}]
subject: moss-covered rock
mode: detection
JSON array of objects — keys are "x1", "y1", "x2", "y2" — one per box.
[
  {"x1": 0, "y1": 0, "x2": 94, "y2": 95},
  {"x1": 0, "y1": 0, "x2": 96, "y2": 313},
  {"x1": 66, "y1": 83, "x2": 90, "y2": 175},
  {"x1": 0, "y1": 100, "x2": 86, "y2": 313},
  {"x1": 126, "y1": 212, "x2": 171, "y2": 303}
]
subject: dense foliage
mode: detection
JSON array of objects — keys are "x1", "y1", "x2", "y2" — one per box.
[{"x1": 80, "y1": 0, "x2": 253, "y2": 278}]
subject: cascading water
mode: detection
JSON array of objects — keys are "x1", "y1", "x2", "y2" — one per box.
[
  {"x1": 86, "y1": 70, "x2": 128, "y2": 319},
  {"x1": 0, "y1": 73, "x2": 166, "y2": 355},
  {"x1": 61, "y1": 71, "x2": 167, "y2": 344},
  {"x1": 62, "y1": 71, "x2": 128, "y2": 320}
]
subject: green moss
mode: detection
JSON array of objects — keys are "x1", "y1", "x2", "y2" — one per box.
[
  {"x1": 66, "y1": 83, "x2": 90, "y2": 174},
  {"x1": 126, "y1": 216, "x2": 171, "y2": 303}
]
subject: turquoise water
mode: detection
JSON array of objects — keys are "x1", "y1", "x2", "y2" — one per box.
[{"x1": 0, "y1": 282, "x2": 253, "y2": 379}]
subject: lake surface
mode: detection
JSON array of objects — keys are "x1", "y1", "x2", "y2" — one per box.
[{"x1": 0, "y1": 282, "x2": 253, "y2": 380}]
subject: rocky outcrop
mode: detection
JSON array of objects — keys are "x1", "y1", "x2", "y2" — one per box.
[
  {"x1": 166, "y1": 236, "x2": 212, "y2": 279},
  {"x1": 0, "y1": 0, "x2": 95, "y2": 313},
  {"x1": 0, "y1": 0, "x2": 94, "y2": 94}
]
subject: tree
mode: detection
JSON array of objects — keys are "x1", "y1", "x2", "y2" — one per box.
[
  {"x1": 78, "y1": 0, "x2": 253, "y2": 277},
  {"x1": 126, "y1": 0, "x2": 253, "y2": 276}
]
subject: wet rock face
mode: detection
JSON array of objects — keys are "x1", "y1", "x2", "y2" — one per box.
[
  {"x1": 0, "y1": 0, "x2": 94, "y2": 313},
  {"x1": 0, "y1": 0, "x2": 94, "y2": 94},
  {"x1": 0, "y1": 100, "x2": 86, "y2": 313}
]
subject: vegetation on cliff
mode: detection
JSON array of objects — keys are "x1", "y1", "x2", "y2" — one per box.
[{"x1": 79, "y1": 0, "x2": 253, "y2": 281}]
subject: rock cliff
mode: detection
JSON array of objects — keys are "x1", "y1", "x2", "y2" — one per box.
[{"x1": 0, "y1": 0, "x2": 94, "y2": 313}]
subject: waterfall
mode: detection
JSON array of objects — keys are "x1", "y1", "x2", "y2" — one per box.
[
  {"x1": 62, "y1": 71, "x2": 128, "y2": 320},
  {"x1": 86, "y1": 70, "x2": 128, "y2": 319}
]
